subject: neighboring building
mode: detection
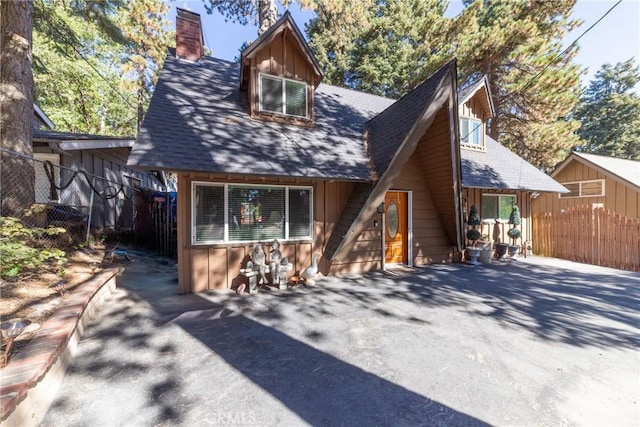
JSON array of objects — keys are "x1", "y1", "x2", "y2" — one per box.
[
  {"x1": 31, "y1": 104, "x2": 165, "y2": 230},
  {"x1": 533, "y1": 152, "x2": 640, "y2": 219},
  {"x1": 129, "y1": 10, "x2": 464, "y2": 293},
  {"x1": 457, "y1": 78, "x2": 568, "y2": 245}
]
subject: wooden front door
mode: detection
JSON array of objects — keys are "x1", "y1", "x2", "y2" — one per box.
[{"x1": 385, "y1": 191, "x2": 408, "y2": 265}]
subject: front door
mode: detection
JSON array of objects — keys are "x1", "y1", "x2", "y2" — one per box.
[{"x1": 384, "y1": 191, "x2": 408, "y2": 265}]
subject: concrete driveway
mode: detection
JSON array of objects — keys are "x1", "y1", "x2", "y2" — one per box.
[{"x1": 41, "y1": 254, "x2": 639, "y2": 426}]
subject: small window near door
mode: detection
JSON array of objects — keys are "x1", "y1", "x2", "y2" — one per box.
[{"x1": 481, "y1": 194, "x2": 516, "y2": 221}]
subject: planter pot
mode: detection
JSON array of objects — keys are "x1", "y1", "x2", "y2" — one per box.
[
  {"x1": 466, "y1": 247, "x2": 482, "y2": 265},
  {"x1": 495, "y1": 243, "x2": 509, "y2": 260},
  {"x1": 508, "y1": 245, "x2": 520, "y2": 259},
  {"x1": 478, "y1": 248, "x2": 493, "y2": 264},
  {"x1": 477, "y1": 241, "x2": 492, "y2": 263}
]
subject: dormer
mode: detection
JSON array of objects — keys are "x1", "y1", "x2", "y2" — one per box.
[
  {"x1": 457, "y1": 76, "x2": 495, "y2": 151},
  {"x1": 239, "y1": 12, "x2": 323, "y2": 125}
]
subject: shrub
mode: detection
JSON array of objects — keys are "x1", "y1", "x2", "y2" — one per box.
[
  {"x1": 508, "y1": 205, "x2": 521, "y2": 226},
  {"x1": 0, "y1": 217, "x2": 67, "y2": 279},
  {"x1": 467, "y1": 205, "x2": 481, "y2": 226},
  {"x1": 466, "y1": 229, "x2": 481, "y2": 244}
]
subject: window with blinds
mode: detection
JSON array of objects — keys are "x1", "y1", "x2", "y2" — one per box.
[
  {"x1": 193, "y1": 184, "x2": 224, "y2": 243},
  {"x1": 559, "y1": 180, "x2": 605, "y2": 198},
  {"x1": 259, "y1": 74, "x2": 308, "y2": 118},
  {"x1": 191, "y1": 182, "x2": 313, "y2": 244}
]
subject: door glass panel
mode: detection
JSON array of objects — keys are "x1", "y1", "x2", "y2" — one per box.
[{"x1": 387, "y1": 201, "x2": 399, "y2": 239}]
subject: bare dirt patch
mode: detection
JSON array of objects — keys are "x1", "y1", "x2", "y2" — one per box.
[{"x1": 0, "y1": 245, "x2": 108, "y2": 354}]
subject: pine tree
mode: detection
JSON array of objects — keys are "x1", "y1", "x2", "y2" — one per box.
[
  {"x1": 452, "y1": 0, "x2": 582, "y2": 171},
  {"x1": 33, "y1": 2, "x2": 136, "y2": 135},
  {"x1": 0, "y1": 0, "x2": 35, "y2": 216},
  {"x1": 119, "y1": 0, "x2": 173, "y2": 130},
  {"x1": 573, "y1": 59, "x2": 640, "y2": 160},
  {"x1": 307, "y1": 0, "x2": 451, "y2": 98}
]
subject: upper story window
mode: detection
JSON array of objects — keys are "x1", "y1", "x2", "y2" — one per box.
[
  {"x1": 559, "y1": 180, "x2": 605, "y2": 198},
  {"x1": 460, "y1": 117, "x2": 483, "y2": 147},
  {"x1": 259, "y1": 74, "x2": 308, "y2": 118}
]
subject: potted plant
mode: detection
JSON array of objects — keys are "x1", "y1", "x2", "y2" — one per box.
[
  {"x1": 507, "y1": 205, "x2": 522, "y2": 259},
  {"x1": 466, "y1": 205, "x2": 482, "y2": 265}
]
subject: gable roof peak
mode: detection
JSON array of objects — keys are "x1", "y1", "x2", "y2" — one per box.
[
  {"x1": 457, "y1": 75, "x2": 495, "y2": 117},
  {"x1": 239, "y1": 11, "x2": 323, "y2": 86}
]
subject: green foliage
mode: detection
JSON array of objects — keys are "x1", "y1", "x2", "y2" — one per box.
[
  {"x1": 467, "y1": 205, "x2": 481, "y2": 226},
  {"x1": 466, "y1": 229, "x2": 481, "y2": 244},
  {"x1": 573, "y1": 59, "x2": 640, "y2": 160},
  {"x1": 507, "y1": 227, "x2": 521, "y2": 241},
  {"x1": 307, "y1": 0, "x2": 451, "y2": 98},
  {"x1": 0, "y1": 217, "x2": 67, "y2": 278},
  {"x1": 452, "y1": 0, "x2": 582, "y2": 171},
  {"x1": 508, "y1": 205, "x2": 521, "y2": 226},
  {"x1": 32, "y1": 0, "x2": 173, "y2": 135}
]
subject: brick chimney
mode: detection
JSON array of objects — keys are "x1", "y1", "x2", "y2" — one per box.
[{"x1": 176, "y1": 8, "x2": 204, "y2": 61}]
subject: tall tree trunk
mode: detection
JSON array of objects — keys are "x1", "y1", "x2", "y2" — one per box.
[
  {"x1": 0, "y1": 0, "x2": 35, "y2": 218},
  {"x1": 258, "y1": 0, "x2": 278, "y2": 35}
]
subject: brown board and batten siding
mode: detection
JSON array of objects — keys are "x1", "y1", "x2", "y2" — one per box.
[
  {"x1": 392, "y1": 155, "x2": 451, "y2": 265},
  {"x1": 462, "y1": 188, "x2": 533, "y2": 245},
  {"x1": 534, "y1": 158, "x2": 640, "y2": 219},
  {"x1": 459, "y1": 96, "x2": 489, "y2": 123},
  {"x1": 249, "y1": 31, "x2": 316, "y2": 123},
  {"x1": 176, "y1": 172, "x2": 377, "y2": 292},
  {"x1": 413, "y1": 107, "x2": 458, "y2": 245}
]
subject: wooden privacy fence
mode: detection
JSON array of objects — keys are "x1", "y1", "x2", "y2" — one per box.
[{"x1": 533, "y1": 206, "x2": 640, "y2": 272}]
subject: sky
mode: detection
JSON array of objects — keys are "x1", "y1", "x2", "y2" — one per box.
[{"x1": 167, "y1": 0, "x2": 640, "y2": 89}]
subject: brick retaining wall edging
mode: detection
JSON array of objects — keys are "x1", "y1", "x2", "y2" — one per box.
[{"x1": 0, "y1": 268, "x2": 122, "y2": 427}]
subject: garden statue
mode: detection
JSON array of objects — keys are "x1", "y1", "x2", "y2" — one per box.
[
  {"x1": 251, "y1": 243, "x2": 268, "y2": 285},
  {"x1": 269, "y1": 239, "x2": 283, "y2": 285}
]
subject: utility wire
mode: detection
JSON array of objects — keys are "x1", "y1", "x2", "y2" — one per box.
[{"x1": 517, "y1": 0, "x2": 622, "y2": 94}]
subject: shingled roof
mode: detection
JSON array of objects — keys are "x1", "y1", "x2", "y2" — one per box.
[
  {"x1": 129, "y1": 50, "x2": 393, "y2": 181},
  {"x1": 461, "y1": 136, "x2": 567, "y2": 193}
]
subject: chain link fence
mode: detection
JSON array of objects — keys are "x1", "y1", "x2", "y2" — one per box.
[{"x1": 1, "y1": 148, "x2": 141, "y2": 247}]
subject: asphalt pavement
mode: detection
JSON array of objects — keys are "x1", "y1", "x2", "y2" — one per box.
[{"x1": 41, "y1": 253, "x2": 640, "y2": 426}]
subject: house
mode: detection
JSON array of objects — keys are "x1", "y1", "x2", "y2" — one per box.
[
  {"x1": 533, "y1": 152, "x2": 640, "y2": 219},
  {"x1": 457, "y1": 78, "x2": 568, "y2": 245},
  {"x1": 129, "y1": 10, "x2": 464, "y2": 293},
  {"x1": 531, "y1": 152, "x2": 639, "y2": 271},
  {"x1": 31, "y1": 104, "x2": 165, "y2": 231}
]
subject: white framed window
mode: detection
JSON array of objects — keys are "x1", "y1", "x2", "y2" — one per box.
[
  {"x1": 481, "y1": 194, "x2": 516, "y2": 221},
  {"x1": 191, "y1": 182, "x2": 313, "y2": 245},
  {"x1": 460, "y1": 117, "x2": 483, "y2": 147},
  {"x1": 259, "y1": 74, "x2": 308, "y2": 118},
  {"x1": 559, "y1": 180, "x2": 605, "y2": 198}
]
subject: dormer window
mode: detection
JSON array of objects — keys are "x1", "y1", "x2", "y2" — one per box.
[
  {"x1": 259, "y1": 74, "x2": 308, "y2": 118},
  {"x1": 460, "y1": 117, "x2": 483, "y2": 147}
]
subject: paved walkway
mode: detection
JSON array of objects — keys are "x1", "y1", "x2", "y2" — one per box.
[{"x1": 41, "y1": 255, "x2": 639, "y2": 426}]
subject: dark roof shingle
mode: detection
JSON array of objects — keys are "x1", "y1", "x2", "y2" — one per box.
[
  {"x1": 461, "y1": 136, "x2": 567, "y2": 193},
  {"x1": 130, "y1": 51, "x2": 393, "y2": 181}
]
